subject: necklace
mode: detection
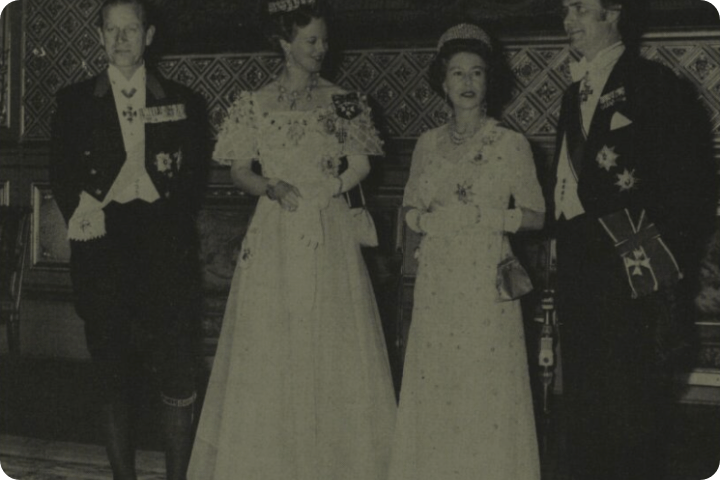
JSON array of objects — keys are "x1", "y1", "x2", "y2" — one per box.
[
  {"x1": 277, "y1": 74, "x2": 318, "y2": 110},
  {"x1": 449, "y1": 116, "x2": 487, "y2": 145}
]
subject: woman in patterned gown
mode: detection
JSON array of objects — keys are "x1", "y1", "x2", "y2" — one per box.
[
  {"x1": 188, "y1": 1, "x2": 396, "y2": 479},
  {"x1": 388, "y1": 24, "x2": 545, "y2": 480}
]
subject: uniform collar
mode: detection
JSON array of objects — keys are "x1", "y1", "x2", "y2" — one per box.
[
  {"x1": 94, "y1": 65, "x2": 166, "y2": 100},
  {"x1": 108, "y1": 63, "x2": 145, "y2": 92}
]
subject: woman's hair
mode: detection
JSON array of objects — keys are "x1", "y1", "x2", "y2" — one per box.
[
  {"x1": 260, "y1": 0, "x2": 329, "y2": 50},
  {"x1": 428, "y1": 35, "x2": 511, "y2": 118}
]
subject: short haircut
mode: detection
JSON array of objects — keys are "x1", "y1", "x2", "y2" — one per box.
[
  {"x1": 600, "y1": 0, "x2": 646, "y2": 47},
  {"x1": 97, "y1": 0, "x2": 154, "y2": 29}
]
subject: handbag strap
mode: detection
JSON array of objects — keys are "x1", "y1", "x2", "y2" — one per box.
[{"x1": 344, "y1": 182, "x2": 367, "y2": 208}]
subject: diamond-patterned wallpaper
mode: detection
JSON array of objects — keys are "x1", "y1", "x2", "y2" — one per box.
[{"x1": 21, "y1": 0, "x2": 720, "y2": 144}]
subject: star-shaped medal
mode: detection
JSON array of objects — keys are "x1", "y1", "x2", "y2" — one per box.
[
  {"x1": 614, "y1": 168, "x2": 637, "y2": 192},
  {"x1": 596, "y1": 145, "x2": 619, "y2": 171}
]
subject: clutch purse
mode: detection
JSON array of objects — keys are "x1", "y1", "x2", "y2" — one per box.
[
  {"x1": 345, "y1": 183, "x2": 378, "y2": 247},
  {"x1": 496, "y1": 255, "x2": 533, "y2": 302}
]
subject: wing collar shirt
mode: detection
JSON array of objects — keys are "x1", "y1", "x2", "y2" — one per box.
[
  {"x1": 555, "y1": 42, "x2": 625, "y2": 220},
  {"x1": 107, "y1": 63, "x2": 161, "y2": 204}
]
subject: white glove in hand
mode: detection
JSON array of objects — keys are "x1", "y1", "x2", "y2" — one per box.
[{"x1": 419, "y1": 203, "x2": 480, "y2": 236}]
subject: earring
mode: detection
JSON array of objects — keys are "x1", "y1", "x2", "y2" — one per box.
[
  {"x1": 285, "y1": 51, "x2": 296, "y2": 69},
  {"x1": 441, "y1": 92, "x2": 453, "y2": 123}
]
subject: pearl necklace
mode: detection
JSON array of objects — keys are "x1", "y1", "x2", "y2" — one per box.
[
  {"x1": 449, "y1": 116, "x2": 487, "y2": 146},
  {"x1": 277, "y1": 74, "x2": 318, "y2": 110}
]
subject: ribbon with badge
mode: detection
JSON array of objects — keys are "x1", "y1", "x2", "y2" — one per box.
[{"x1": 598, "y1": 209, "x2": 683, "y2": 298}]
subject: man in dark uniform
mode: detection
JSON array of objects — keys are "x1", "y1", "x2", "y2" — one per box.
[
  {"x1": 549, "y1": 0, "x2": 717, "y2": 479},
  {"x1": 50, "y1": 1, "x2": 207, "y2": 478}
]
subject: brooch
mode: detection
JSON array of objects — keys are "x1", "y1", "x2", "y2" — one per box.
[
  {"x1": 596, "y1": 145, "x2": 619, "y2": 171},
  {"x1": 615, "y1": 168, "x2": 637, "y2": 192}
]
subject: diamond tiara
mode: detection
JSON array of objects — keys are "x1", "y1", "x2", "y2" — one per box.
[
  {"x1": 268, "y1": 0, "x2": 316, "y2": 14},
  {"x1": 437, "y1": 23, "x2": 492, "y2": 51}
]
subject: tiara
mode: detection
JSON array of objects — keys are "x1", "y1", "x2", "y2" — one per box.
[
  {"x1": 268, "y1": 0, "x2": 315, "y2": 14},
  {"x1": 437, "y1": 24, "x2": 492, "y2": 51}
]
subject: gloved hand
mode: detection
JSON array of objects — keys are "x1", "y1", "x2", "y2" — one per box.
[{"x1": 269, "y1": 179, "x2": 302, "y2": 212}]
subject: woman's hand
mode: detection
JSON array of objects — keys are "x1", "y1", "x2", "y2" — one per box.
[{"x1": 268, "y1": 180, "x2": 302, "y2": 212}]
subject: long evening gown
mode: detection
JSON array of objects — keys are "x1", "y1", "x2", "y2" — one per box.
[
  {"x1": 188, "y1": 91, "x2": 397, "y2": 480},
  {"x1": 389, "y1": 119, "x2": 545, "y2": 480}
]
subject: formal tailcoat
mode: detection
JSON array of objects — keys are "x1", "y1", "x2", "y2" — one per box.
[
  {"x1": 548, "y1": 49, "x2": 716, "y2": 480},
  {"x1": 49, "y1": 70, "x2": 207, "y2": 400},
  {"x1": 50, "y1": 70, "x2": 206, "y2": 224},
  {"x1": 549, "y1": 50, "x2": 715, "y2": 271}
]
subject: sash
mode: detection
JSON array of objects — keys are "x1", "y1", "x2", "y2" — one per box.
[{"x1": 598, "y1": 209, "x2": 682, "y2": 298}]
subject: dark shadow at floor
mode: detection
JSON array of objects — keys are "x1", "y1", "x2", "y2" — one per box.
[{"x1": 1, "y1": 355, "x2": 719, "y2": 480}]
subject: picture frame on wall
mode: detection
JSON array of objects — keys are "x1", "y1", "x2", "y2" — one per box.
[
  {"x1": 0, "y1": 1, "x2": 21, "y2": 143},
  {"x1": 1, "y1": 5, "x2": 11, "y2": 130}
]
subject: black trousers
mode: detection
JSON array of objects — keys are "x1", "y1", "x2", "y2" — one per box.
[
  {"x1": 555, "y1": 214, "x2": 677, "y2": 480},
  {"x1": 70, "y1": 200, "x2": 202, "y2": 403}
]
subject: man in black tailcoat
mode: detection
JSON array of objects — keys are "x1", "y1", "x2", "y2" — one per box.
[
  {"x1": 50, "y1": 1, "x2": 207, "y2": 478},
  {"x1": 549, "y1": 0, "x2": 717, "y2": 479}
]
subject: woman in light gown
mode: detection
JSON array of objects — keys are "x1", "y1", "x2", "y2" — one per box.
[
  {"x1": 187, "y1": 1, "x2": 396, "y2": 479},
  {"x1": 388, "y1": 24, "x2": 546, "y2": 480}
]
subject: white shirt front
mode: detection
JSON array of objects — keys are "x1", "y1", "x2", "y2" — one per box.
[
  {"x1": 555, "y1": 42, "x2": 625, "y2": 220},
  {"x1": 106, "y1": 64, "x2": 160, "y2": 204}
]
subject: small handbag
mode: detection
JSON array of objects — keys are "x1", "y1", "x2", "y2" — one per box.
[
  {"x1": 345, "y1": 183, "x2": 378, "y2": 247},
  {"x1": 496, "y1": 239, "x2": 533, "y2": 301}
]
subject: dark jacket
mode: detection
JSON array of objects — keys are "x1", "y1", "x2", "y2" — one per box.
[
  {"x1": 50, "y1": 70, "x2": 207, "y2": 224},
  {"x1": 549, "y1": 50, "x2": 717, "y2": 271}
]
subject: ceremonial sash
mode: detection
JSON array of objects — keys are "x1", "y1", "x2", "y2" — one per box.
[{"x1": 598, "y1": 209, "x2": 682, "y2": 298}]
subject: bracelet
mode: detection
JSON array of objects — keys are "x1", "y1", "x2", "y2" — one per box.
[{"x1": 265, "y1": 178, "x2": 280, "y2": 201}]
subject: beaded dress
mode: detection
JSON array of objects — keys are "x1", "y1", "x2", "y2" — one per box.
[
  {"x1": 388, "y1": 119, "x2": 545, "y2": 480},
  {"x1": 188, "y1": 91, "x2": 397, "y2": 480}
]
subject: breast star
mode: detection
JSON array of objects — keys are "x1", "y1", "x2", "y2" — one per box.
[
  {"x1": 615, "y1": 168, "x2": 637, "y2": 192},
  {"x1": 596, "y1": 145, "x2": 619, "y2": 171}
]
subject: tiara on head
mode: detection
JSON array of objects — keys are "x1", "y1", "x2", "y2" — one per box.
[
  {"x1": 268, "y1": 0, "x2": 315, "y2": 14},
  {"x1": 437, "y1": 23, "x2": 492, "y2": 51}
]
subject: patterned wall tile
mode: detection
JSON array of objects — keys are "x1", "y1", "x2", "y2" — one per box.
[{"x1": 20, "y1": 0, "x2": 720, "y2": 144}]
